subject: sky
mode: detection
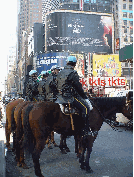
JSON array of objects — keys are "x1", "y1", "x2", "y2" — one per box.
[{"x1": 0, "y1": 0, "x2": 17, "y2": 92}]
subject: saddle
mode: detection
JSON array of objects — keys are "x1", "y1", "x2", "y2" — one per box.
[{"x1": 59, "y1": 103, "x2": 79, "y2": 115}]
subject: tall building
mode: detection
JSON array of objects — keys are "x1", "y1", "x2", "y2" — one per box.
[
  {"x1": 42, "y1": 0, "x2": 113, "y2": 24},
  {"x1": 113, "y1": 0, "x2": 133, "y2": 51},
  {"x1": 17, "y1": 0, "x2": 42, "y2": 62}
]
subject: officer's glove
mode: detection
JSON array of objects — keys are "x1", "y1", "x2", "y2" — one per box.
[{"x1": 85, "y1": 99, "x2": 93, "y2": 110}]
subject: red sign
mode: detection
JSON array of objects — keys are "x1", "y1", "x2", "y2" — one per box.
[{"x1": 79, "y1": 0, "x2": 83, "y2": 11}]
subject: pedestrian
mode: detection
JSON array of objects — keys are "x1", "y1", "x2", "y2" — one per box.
[
  {"x1": 56, "y1": 56, "x2": 93, "y2": 136},
  {"x1": 26, "y1": 70, "x2": 39, "y2": 101}
]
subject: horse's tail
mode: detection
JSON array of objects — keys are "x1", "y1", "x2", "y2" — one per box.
[
  {"x1": 23, "y1": 103, "x2": 35, "y2": 155},
  {"x1": 11, "y1": 107, "x2": 16, "y2": 132}
]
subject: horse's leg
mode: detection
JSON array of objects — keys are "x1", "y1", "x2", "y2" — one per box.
[
  {"x1": 32, "y1": 139, "x2": 45, "y2": 177},
  {"x1": 63, "y1": 136, "x2": 70, "y2": 152},
  {"x1": 84, "y1": 135, "x2": 97, "y2": 173},
  {"x1": 12, "y1": 132, "x2": 16, "y2": 152},
  {"x1": 79, "y1": 137, "x2": 86, "y2": 170},
  {"x1": 59, "y1": 134, "x2": 67, "y2": 154},
  {"x1": 51, "y1": 131, "x2": 58, "y2": 147},
  {"x1": 19, "y1": 136, "x2": 29, "y2": 169},
  {"x1": 47, "y1": 134, "x2": 53, "y2": 149},
  {"x1": 5, "y1": 121, "x2": 11, "y2": 150}
]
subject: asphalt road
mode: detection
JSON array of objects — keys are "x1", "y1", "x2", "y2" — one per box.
[
  {"x1": 4, "y1": 122, "x2": 133, "y2": 177},
  {"x1": 0, "y1": 102, "x2": 132, "y2": 177}
]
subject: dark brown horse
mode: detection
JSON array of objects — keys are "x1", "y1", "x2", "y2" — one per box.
[
  {"x1": 19, "y1": 101, "x2": 100, "y2": 177},
  {"x1": 5, "y1": 98, "x2": 24, "y2": 149},
  {"x1": 74, "y1": 96, "x2": 133, "y2": 171},
  {"x1": 17, "y1": 97, "x2": 132, "y2": 177}
]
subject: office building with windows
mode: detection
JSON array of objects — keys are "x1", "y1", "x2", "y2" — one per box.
[{"x1": 113, "y1": 0, "x2": 133, "y2": 51}]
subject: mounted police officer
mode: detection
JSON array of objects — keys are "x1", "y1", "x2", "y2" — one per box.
[
  {"x1": 56, "y1": 56, "x2": 93, "y2": 135},
  {"x1": 45, "y1": 65, "x2": 60, "y2": 102},
  {"x1": 38, "y1": 71, "x2": 49, "y2": 101},
  {"x1": 26, "y1": 70, "x2": 39, "y2": 101}
]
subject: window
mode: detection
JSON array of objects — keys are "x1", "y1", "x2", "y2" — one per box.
[
  {"x1": 129, "y1": 21, "x2": 133, "y2": 26},
  {"x1": 123, "y1": 12, "x2": 127, "y2": 17},
  {"x1": 116, "y1": 5, "x2": 118, "y2": 10},
  {"x1": 123, "y1": 20, "x2": 127, "y2": 25},
  {"x1": 123, "y1": 0, "x2": 126, "y2": 1},
  {"x1": 130, "y1": 36, "x2": 133, "y2": 42},
  {"x1": 129, "y1": 5, "x2": 132, "y2": 10},
  {"x1": 129, "y1": 13, "x2": 133, "y2": 18},
  {"x1": 123, "y1": 4, "x2": 126, "y2": 9},
  {"x1": 73, "y1": 0, "x2": 77, "y2": 2},
  {"x1": 130, "y1": 28, "x2": 133, "y2": 34},
  {"x1": 124, "y1": 37, "x2": 128, "y2": 42},
  {"x1": 124, "y1": 28, "x2": 127, "y2": 33},
  {"x1": 91, "y1": 0, "x2": 96, "y2": 3},
  {"x1": 129, "y1": 0, "x2": 132, "y2": 2}
]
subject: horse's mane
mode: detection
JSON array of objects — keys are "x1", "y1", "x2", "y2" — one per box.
[{"x1": 90, "y1": 97, "x2": 126, "y2": 109}]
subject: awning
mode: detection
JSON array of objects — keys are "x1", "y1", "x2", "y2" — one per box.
[{"x1": 119, "y1": 44, "x2": 133, "y2": 62}]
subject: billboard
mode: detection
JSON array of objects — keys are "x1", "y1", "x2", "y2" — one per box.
[
  {"x1": 93, "y1": 54, "x2": 121, "y2": 77},
  {"x1": 70, "y1": 53, "x2": 85, "y2": 77},
  {"x1": 36, "y1": 52, "x2": 68, "y2": 74},
  {"x1": 46, "y1": 11, "x2": 113, "y2": 54}
]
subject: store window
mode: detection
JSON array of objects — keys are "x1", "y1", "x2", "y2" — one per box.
[
  {"x1": 123, "y1": 12, "x2": 127, "y2": 17},
  {"x1": 123, "y1": 4, "x2": 126, "y2": 9},
  {"x1": 129, "y1": 5, "x2": 132, "y2": 10}
]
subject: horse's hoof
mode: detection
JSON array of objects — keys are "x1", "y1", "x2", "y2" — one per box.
[
  {"x1": 80, "y1": 164, "x2": 85, "y2": 170},
  {"x1": 54, "y1": 144, "x2": 59, "y2": 147},
  {"x1": 61, "y1": 150, "x2": 67, "y2": 154},
  {"x1": 17, "y1": 162, "x2": 22, "y2": 167},
  {"x1": 86, "y1": 167, "x2": 93, "y2": 173},
  {"x1": 48, "y1": 145, "x2": 53, "y2": 149},
  {"x1": 65, "y1": 148, "x2": 70, "y2": 152},
  {"x1": 22, "y1": 163, "x2": 29, "y2": 169}
]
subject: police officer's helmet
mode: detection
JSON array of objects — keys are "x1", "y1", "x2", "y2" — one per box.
[
  {"x1": 66, "y1": 56, "x2": 77, "y2": 64},
  {"x1": 51, "y1": 65, "x2": 60, "y2": 71},
  {"x1": 29, "y1": 70, "x2": 37, "y2": 76},
  {"x1": 41, "y1": 71, "x2": 49, "y2": 77}
]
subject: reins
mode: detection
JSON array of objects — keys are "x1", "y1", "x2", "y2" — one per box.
[{"x1": 89, "y1": 98, "x2": 121, "y2": 131}]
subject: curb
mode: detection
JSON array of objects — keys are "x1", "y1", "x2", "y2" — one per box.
[{"x1": 0, "y1": 140, "x2": 5, "y2": 177}]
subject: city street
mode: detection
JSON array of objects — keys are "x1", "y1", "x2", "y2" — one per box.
[{"x1": 0, "y1": 102, "x2": 132, "y2": 177}]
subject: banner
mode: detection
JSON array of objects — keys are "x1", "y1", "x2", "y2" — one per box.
[{"x1": 93, "y1": 54, "x2": 121, "y2": 77}]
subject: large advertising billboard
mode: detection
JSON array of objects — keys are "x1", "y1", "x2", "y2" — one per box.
[
  {"x1": 36, "y1": 52, "x2": 68, "y2": 74},
  {"x1": 93, "y1": 54, "x2": 121, "y2": 77},
  {"x1": 46, "y1": 10, "x2": 113, "y2": 54}
]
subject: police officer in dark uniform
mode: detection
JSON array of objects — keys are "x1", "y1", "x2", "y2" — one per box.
[
  {"x1": 45, "y1": 65, "x2": 60, "y2": 102},
  {"x1": 26, "y1": 70, "x2": 39, "y2": 101},
  {"x1": 38, "y1": 71, "x2": 49, "y2": 101},
  {"x1": 56, "y1": 56, "x2": 93, "y2": 135}
]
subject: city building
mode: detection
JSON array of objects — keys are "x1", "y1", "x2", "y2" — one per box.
[{"x1": 113, "y1": 0, "x2": 133, "y2": 52}]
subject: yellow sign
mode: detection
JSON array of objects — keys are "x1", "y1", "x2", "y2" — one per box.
[{"x1": 93, "y1": 54, "x2": 121, "y2": 77}]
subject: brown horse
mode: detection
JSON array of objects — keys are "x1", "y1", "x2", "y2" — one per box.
[
  {"x1": 5, "y1": 98, "x2": 24, "y2": 149},
  {"x1": 17, "y1": 97, "x2": 132, "y2": 177},
  {"x1": 19, "y1": 101, "x2": 100, "y2": 177},
  {"x1": 74, "y1": 96, "x2": 133, "y2": 172}
]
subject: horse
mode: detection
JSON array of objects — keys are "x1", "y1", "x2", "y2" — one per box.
[
  {"x1": 16, "y1": 96, "x2": 132, "y2": 177},
  {"x1": 5, "y1": 98, "x2": 24, "y2": 150},
  {"x1": 16, "y1": 100, "x2": 100, "y2": 177},
  {"x1": 74, "y1": 96, "x2": 133, "y2": 171}
]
